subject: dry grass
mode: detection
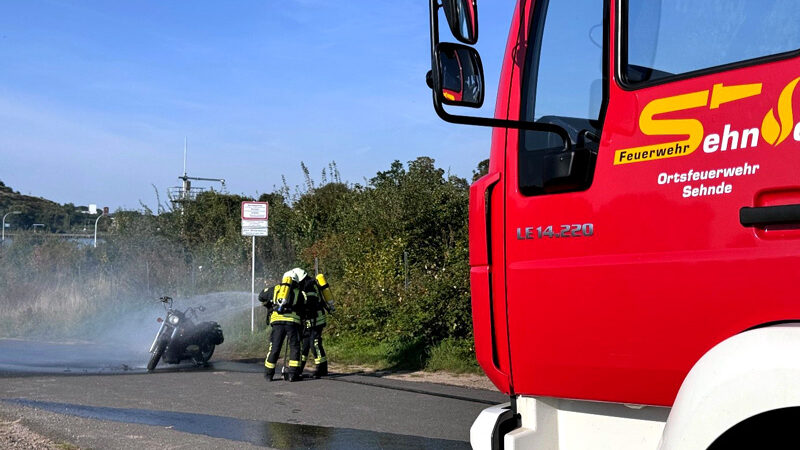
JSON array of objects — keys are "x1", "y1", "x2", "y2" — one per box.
[{"x1": 2, "y1": 287, "x2": 103, "y2": 338}]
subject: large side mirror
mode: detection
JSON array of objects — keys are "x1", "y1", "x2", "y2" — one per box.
[
  {"x1": 442, "y1": 0, "x2": 478, "y2": 45},
  {"x1": 425, "y1": 0, "x2": 572, "y2": 143},
  {"x1": 433, "y1": 42, "x2": 484, "y2": 108}
]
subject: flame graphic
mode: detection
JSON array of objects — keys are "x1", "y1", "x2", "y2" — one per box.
[{"x1": 761, "y1": 77, "x2": 800, "y2": 146}]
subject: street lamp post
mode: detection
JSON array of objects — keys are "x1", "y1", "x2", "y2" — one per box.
[
  {"x1": 2, "y1": 211, "x2": 21, "y2": 242},
  {"x1": 94, "y1": 211, "x2": 106, "y2": 248}
]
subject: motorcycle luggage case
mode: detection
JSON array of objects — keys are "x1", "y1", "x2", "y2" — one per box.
[{"x1": 199, "y1": 321, "x2": 224, "y2": 345}]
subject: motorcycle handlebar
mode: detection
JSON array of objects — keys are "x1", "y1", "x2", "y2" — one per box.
[
  {"x1": 183, "y1": 305, "x2": 206, "y2": 319},
  {"x1": 156, "y1": 296, "x2": 206, "y2": 316},
  {"x1": 158, "y1": 296, "x2": 174, "y2": 311}
]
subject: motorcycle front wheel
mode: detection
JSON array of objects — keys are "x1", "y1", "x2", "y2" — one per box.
[{"x1": 147, "y1": 340, "x2": 167, "y2": 372}]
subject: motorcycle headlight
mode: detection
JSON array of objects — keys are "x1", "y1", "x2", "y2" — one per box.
[{"x1": 168, "y1": 315, "x2": 180, "y2": 325}]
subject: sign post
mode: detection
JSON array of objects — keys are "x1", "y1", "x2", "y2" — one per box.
[
  {"x1": 241, "y1": 201, "x2": 269, "y2": 333},
  {"x1": 251, "y1": 236, "x2": 255, "y2": 332}
]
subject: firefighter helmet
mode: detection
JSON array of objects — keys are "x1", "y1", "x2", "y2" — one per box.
[{"x1": 290, "y1": 267, "x2": 308, "y2": 283}]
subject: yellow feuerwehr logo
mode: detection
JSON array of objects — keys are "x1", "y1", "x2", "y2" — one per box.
[
  {"x1": 761, "y1": 76, "x2": 800, "y2": 146},
  {"x1": 614, "y1": 83, "x2": 763, "y2": 165}
]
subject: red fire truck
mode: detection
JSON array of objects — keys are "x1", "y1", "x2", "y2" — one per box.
[{"x1": 427, "y1": 1, "x2": 800, "y2": 448}]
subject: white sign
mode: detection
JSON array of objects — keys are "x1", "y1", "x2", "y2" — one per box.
[
  {"x1": 242, "y1": 220, "x2": 269, "y2": 236},
  {"x1": 241, "y1": 201, "x2": 269, "y2": 237},
  {"x1": 242, "y1": 201, "x2": 268, "y2": 220}
]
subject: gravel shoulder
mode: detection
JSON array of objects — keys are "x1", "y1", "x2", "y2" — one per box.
[
  {"x1": 0, "y1": 414, "x2": 75, "y2": 450},
  {"x1": 0, "y1": 402, "x2": 261, "y2": 450},
  {"x1": 332, "y1": 364, "x2": 497, "y2": 391}
]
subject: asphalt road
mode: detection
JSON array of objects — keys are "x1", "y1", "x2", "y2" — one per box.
[{"x1": 0, "y1": 340, "x2": 506, "y2": 449}]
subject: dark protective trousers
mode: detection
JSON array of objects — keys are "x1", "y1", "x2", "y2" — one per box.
[
  {"x1": 300, "y1": 324, "x2": 328, "y2": 376},
  {"x1": 264, "y1": 322, "x2": 301, "y2": 379}
]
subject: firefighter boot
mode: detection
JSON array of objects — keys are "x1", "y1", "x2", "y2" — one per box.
[
  {"x1": 298, "y1": 355, "x2": 307, "y2": 376},
  {"x1": 264, "y1": 369, "x2": 275, "y2": 382},
  {"x1": 285, "y1": 370, "x2": 303, "y2": 382},
  {"x1": 313, "y1": 361, "x2": 328, "y2": 379}
]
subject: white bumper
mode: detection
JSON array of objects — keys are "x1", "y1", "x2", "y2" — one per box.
[
  {"x1": 472, "y1": 325, "x2": 800, "y2": 449},
  {"x1": 470, "y1": 402, "x2": 516, "y2": 450},
  {"x1": 471, "y1": 397, "x2": 669, "y2": 450}
]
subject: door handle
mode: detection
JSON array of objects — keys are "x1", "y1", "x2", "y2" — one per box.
[
  {"x1": 469, "y1": 172, "x2": 501, "y2": 266},
  {"x1": 740, "y1": 204, "x2": 800, "y2": 227}
]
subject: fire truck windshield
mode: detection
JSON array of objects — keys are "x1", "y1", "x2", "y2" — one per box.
[{"x1": 623, "y1": 0, "x2": 800, "y2": 85}]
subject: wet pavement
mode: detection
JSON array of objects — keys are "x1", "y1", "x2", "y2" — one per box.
[
  {"x1": 0, "y1": 339, "x2": 506, "y2": 448},
  {"x1": 4, "y1": 399, "x2": 468, "y2": 449},
  {"x1": 0, "y1": 339, "x2": 153, "y2": 375}
]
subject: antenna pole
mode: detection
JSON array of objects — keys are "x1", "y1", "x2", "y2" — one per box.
[{"x1": 183, "y1": 137, "x2": 188, "y2": 177}]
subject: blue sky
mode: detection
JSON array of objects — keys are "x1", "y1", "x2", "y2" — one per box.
[{"x1": 0, "y1": 0, "x2": 516, "y2": 210}]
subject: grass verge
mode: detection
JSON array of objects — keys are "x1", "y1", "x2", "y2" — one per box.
[
  {"x1": 424, "y1": 337, "x2": 481, "y2": 374},
  {"x1": 325, "y1": 334, "x2": 391, "y2": 367}
]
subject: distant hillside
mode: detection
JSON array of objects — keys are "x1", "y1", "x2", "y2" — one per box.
[{"x1": 0, "y1": 180, "x2": 104, "y2": 233}]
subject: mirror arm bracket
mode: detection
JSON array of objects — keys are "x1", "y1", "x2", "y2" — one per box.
[
  {"x1": 432, "y1": 98, "x2": 572, "y2": 148},
  {"x1": 430, "y1": 0, "x2": 442, "y2": 89}
]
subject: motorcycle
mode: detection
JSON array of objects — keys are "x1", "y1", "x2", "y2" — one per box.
[{"x1": 147, "y1": 296, "x2": 224, "y2": 372}]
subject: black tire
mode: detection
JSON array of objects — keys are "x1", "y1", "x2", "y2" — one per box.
[
  {"x1": 708, "y1": 407, "x2": 800, "y2": 450},
  {"x1": 147, "y1": 340, "x2": 167, "y2": 372},
  {"x1": 192, "y1": 342, "x2": 215, "y2": 367}
]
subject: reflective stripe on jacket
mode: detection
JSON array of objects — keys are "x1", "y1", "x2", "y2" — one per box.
[{"x1": 270, "y1": 310, "x2": 301, "y2": 324}]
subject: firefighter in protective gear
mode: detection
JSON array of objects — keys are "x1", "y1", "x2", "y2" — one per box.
[
  {"x1": 261, "y1": 270, "x2": 304, "y2": 382},
  {"x1": 258, "y1": 284, "x2": 275, "y2": 323},
  {"x1": 297, "y1": 271, "x2": 334, "y2": 378}
]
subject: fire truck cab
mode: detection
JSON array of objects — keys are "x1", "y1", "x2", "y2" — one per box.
[{"x1": 427, "y1": 1, "x2": 800, "y2": 449}]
